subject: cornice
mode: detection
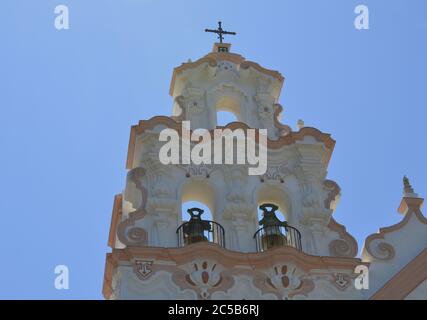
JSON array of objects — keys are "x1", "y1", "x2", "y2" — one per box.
[
  {"x1": 108, "y1": 194, "x2": 123, "y2": 248},
  {"x1": 126, "y1": 116, "x2": 335, "y2": 169},
  {"x1": 107, "y1": 242, "x2": 365, "y2": 272},
  {"x1": 169, "y1": 51, "x2": 284, "y2": 96}
]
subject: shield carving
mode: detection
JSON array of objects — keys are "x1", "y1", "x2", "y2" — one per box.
[{"x1": 134, "y1": 260, "x2": 154, "y2": 280}]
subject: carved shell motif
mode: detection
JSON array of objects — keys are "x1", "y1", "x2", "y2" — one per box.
[
  {"x1": 173, "y1": 261, "x2": 234, "y2": 300},
  {"x1": 264, "y1": 264, "x2": 315, "y2": 300}
]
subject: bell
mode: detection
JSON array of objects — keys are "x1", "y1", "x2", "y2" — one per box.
[
  {"x1": 183, "y1": 208, "x2": 211, "y2": 245},
  {"x1": 258, "y1": 203, "x2": 288, "y2": 250}
]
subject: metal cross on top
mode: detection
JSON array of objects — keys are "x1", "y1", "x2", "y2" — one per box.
[{"x1": 205, "y1": 21, "x2": 236, "y2": 43}]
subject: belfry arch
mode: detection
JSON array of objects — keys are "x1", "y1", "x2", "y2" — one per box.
[
  {"x1": 255, "y1": 184, "x2": 292, "y2": 222},
  {"x1": 179, "y1": 179, "x2": 216, "y2": 221},
  {"x1": 209, "y1": 83, "x2": 249, "y2": 126}
]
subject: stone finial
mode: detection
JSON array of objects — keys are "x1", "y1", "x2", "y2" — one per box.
[
  {"x1": 297, "y1": 119, "x2": 305, "y2": 130},
  {"x1": 403, "y1": 175, "x2": 418, "y2": 198},
  {"x1": 398, "y1": 176, "x2": 423, "y2": 214}
]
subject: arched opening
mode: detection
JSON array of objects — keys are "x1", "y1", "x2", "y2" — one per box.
[
  {"x1": 216, "y1": 111, "x2": 239, "y2": 127},
  {"x1": 180, "y1": 180, "x2": 216, "y2": 220},
  {"x1": 256, "y1": 186, "x2": 290, "y2": 222},
  {"x1": 215, "y1": 95, "x2": 242, "y2": 126},
  {"x1": 178, "y1": 180, "x2": 225, "y2": 247},
  {"x1": 254, "y1": 186, "x2": 302, "y2": 252}
]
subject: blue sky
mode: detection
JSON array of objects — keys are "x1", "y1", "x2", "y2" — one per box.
[{"x1": 0, "y1": 0, "x2": 426, "y2": 299}]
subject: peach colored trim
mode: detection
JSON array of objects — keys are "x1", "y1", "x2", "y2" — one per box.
[
  {"x1": 169, "y1": 51, "x2": 284, "y2": 96},
  {"x1": 255, "y1": 264, "x2": 316, "y2": 299},
  {"x1": 252, "y1": 270, "x2": 280, "y2": 298},
  {"x1": 171, "y1": 95, "x2": 186, "y2": 122},
  {"x1": 106, "y1": 242, "x2": 366, "y2": 273},
  {"x1": 328, "y1": 217, "x2": 358, "y2": 258},
  {"x1": 398, "y1": 197, "x2": 425, "y2": 215},
  {"x1": 102, "y1": 253, "x2": 117, "y2": 299},
  {"x1": 116, "y1": 168, "x2": 148, "y2": 246},
  {"x1": 370, "y1": 248, "x2": 427, "y2": 300},
  {"x1": 363, "y1": 197, "x2": 426, "y2": 261},
  {"x1": 126, "y1": 125, "x2": 137, "y2": 169},
  {"x1": 363, "y1": 234, "x2": 395, "y2": 261},
  {"x1": 291, "y1": 127, "x2": 335, "y2": 149},
  {"x1": 126, "y1": 116, "x2": 177, "y2": 169},
  {"x1": 102, "y1": 243, "x2": 367, "y2": 299},
  {"x1": 323, "y1": 180, "x2": 340, "y2": 210},
  {"x1": 322, "y1": 181, "x2": 358, "y2": 258},
  {"x1": 240, "y1": 59, "x2": 284, "y2": 84},
  {"x1": 383, "y1": 197, "x2": 426, "y2": 232},
  {"x1": 252, "y1": 268, "x2": 315, "y2": 299},
  {"x1": 170, "y1": 262, "x2": 236, "y2": 299},
  {"x1": 108, "y1": 194, "x2": 122, "y2": 248},
  {"x1": 273, "y1": 104, "x2": 292, "y2": 136},
  {"x1": 102, "y1": 256, "x2": 318, "y2": 300},
  {"x1": 125, "y1": 116, "x2": 335, "y2": 169},
  {"x1": 170, "y1": 56, "x2": 219, "y2": 97},
  {"x1": 133, "y1": 256, "x2": 307, "y2": 299}
]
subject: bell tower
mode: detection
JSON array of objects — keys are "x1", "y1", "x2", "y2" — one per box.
[
  {"x1": 170, "y1": 43, "x2": 286, "y2": 138},
  {"x1": 102, "y1": 26, "x2": 401, "y2": 300}
]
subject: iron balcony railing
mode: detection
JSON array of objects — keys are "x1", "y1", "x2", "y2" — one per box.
[
  {"x1": 253, "y1": 224, "x2": 302, "y2": 252},
  {"x1": 177, "y1": 220, "x2": 226, "y2": 248}
]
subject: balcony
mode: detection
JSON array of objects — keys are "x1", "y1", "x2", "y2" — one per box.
[
  {"x1": 254, "y1": 224, "x2": 302, "y2": 252},
  {"x1": 176, "y1": 208, "x2": 225, "y2": 248},
  {"x1": 176, "y1": 205, "x2": 301, "y2": 252},
  {"x1": 253, "y1": 203, "x2": 302, "y2": 252}
]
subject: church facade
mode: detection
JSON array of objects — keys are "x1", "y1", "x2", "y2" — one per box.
[{"x1": 102, "y1": 38, "x2": 427, "y2": 300}]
